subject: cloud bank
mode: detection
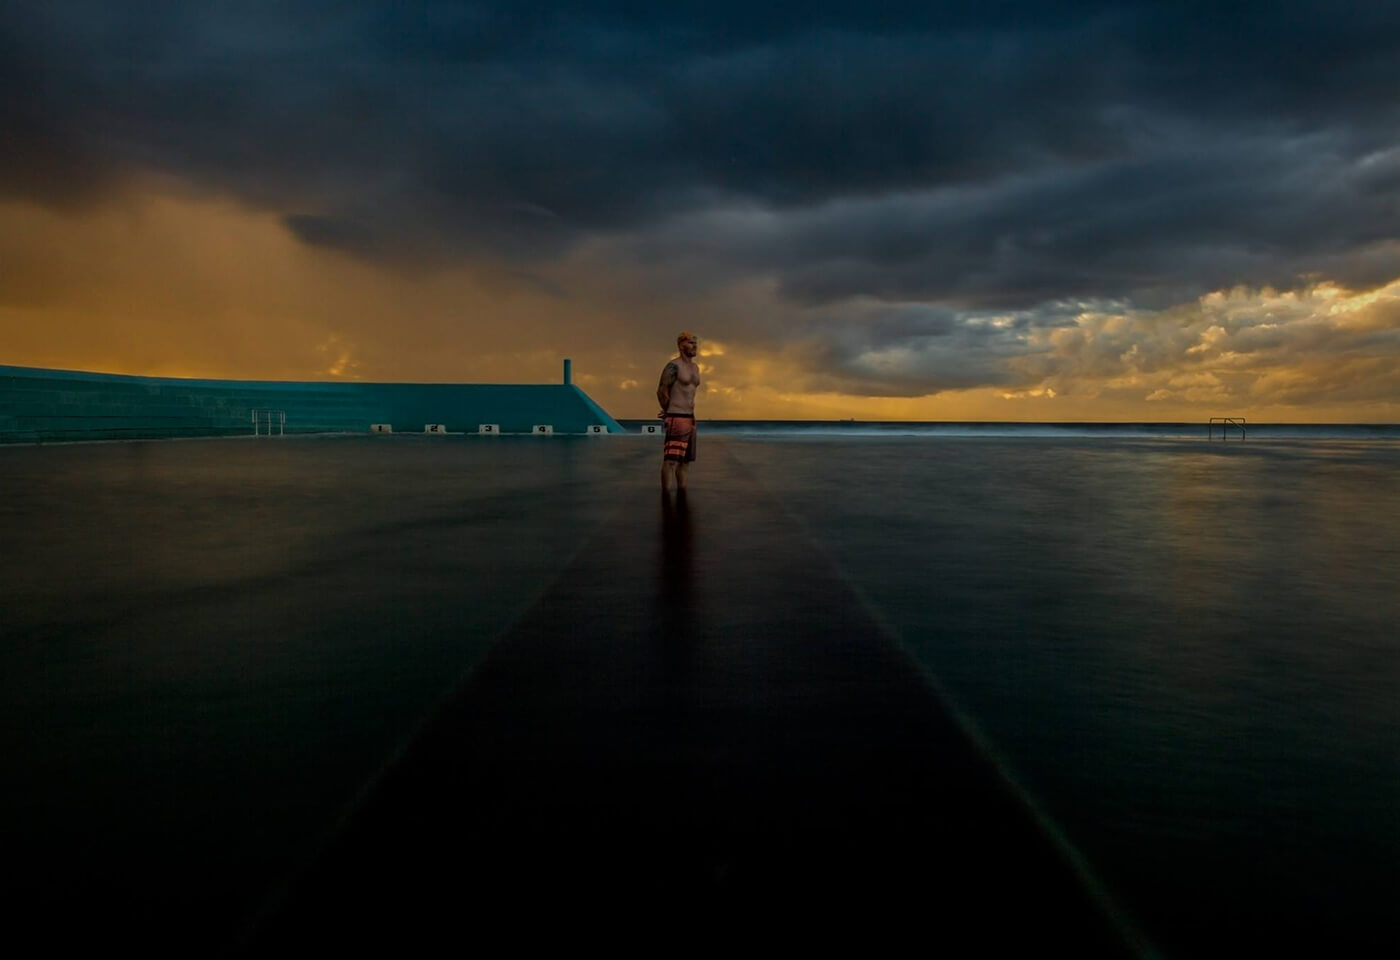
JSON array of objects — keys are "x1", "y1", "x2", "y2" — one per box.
[{"x1": 2, "y1": 2, "x2": 1399, "y2": 416}]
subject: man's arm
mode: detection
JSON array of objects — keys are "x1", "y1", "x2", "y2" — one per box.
[{"x1": 657, "y1": 361, "x2": 678, "y2": 413}]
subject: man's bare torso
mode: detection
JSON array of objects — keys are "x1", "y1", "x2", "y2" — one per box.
[
  {"x1": 663, "y1": 355, "x2": 700, "y2": 414},
  {"x1": 658, "y1": 337, "x2": 701, "y2": 416}
]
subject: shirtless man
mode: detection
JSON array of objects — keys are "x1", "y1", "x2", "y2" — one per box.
[{"x1": 657, "y1": 331, "x2": 701, "y2": 492}]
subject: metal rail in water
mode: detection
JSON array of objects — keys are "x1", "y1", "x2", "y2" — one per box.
[{"x1": 1208, "y1": 417, "x2": 1246, "y2": 440}]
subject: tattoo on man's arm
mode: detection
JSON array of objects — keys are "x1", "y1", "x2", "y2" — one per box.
[{"x1": 658, "y1": 362, "x2": 677, "y2": 410}]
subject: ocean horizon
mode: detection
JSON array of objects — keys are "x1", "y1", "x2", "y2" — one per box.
[
  {"x1": 5, "y1": 417, "x2": 1398, "y2": 447},
  {"x1": 623, "y1": 418, "x2": 1400, "y2": 440}
]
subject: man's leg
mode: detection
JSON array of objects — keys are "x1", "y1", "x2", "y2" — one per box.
[
  {"x1": 661, "y1": 460, "x2": 676, "y2": 492},
  {"x1": 675, "y1": 462, "x2": 688, "y2": 491}
]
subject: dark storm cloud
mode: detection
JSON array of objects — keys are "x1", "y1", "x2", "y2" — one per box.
[
  {"x1": 755, "y1": 131, "x2": 1400, "y2": 307},
  {"x1": 793, "y1": 303, "x2": 1030, "y2": 396},
  {"x1": 4, "y1": 1, "x2": 1400, "y2": 300}
]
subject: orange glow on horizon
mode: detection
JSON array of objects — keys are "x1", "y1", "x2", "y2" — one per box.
[{"x1": 3, "y1": 187, "x2": 1399, "y2": 423}]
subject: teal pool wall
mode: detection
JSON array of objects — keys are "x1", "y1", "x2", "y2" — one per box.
[{"x1": 0, "y1": 364, "x2": 624, "y2": 443}]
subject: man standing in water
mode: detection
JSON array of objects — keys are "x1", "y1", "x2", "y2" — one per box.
[{"x1": 658, "y1": 331, "x2": 701, "y2": 493}]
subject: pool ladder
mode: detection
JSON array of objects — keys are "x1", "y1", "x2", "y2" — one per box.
[
  {"x1": 252, "y1": 409, "x2": 286, "y2": 437},
  {"x1": 1208, "y1": 417, "x2": 1246, "y2": 440}
]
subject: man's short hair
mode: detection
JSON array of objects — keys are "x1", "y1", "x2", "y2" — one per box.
[{"x1": 677, "y1": 330, "x2": 697, "y2": 344}]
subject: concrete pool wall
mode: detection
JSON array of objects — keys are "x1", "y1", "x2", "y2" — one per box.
[{"x1": 0, "y1": 361, "x2": 623, "y2": 442}]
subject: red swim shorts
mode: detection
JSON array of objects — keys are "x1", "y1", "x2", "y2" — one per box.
[{"x1": 662, "y1": 414, "x2": 697, "y2": 463}]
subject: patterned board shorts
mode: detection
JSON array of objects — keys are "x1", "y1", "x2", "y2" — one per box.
[{"x1": 662, "y1": 414, "x2": 697, "y2": 463}]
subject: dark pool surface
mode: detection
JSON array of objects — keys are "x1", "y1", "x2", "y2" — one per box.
[
  {"x1": 2, "y1": 434, "x2": 1395, "y2": 955},
  {"x1": 1, "y1": 436, "x2": 648, "y2": 949},
  {"x1": 729, "y1": 436, "x2": 1400, "y2": 955}
]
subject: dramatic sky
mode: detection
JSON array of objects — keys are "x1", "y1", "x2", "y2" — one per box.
[{"x1": 4, "y1": 1, "x2": 1400, "y2": 420}]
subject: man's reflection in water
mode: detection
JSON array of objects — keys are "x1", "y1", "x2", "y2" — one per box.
[
  {"x1": 660, "y1": 490, "x2": 694, "y2": 622},
  {"x1": 656, "y1": 488, "x2": 698, "y2": 711}
]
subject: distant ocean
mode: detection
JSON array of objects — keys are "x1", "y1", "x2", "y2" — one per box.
[{"x1": 623, "y1": 418, "x2": 1400, "y2": 440}]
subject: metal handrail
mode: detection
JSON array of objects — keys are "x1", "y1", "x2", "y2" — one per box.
[
  {"x1": 251, "y1": 409, "x2": 286, "y2": 437},
  {"x1": 1208, "y1": 417, "x2": 1246, "y2": 440}
]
